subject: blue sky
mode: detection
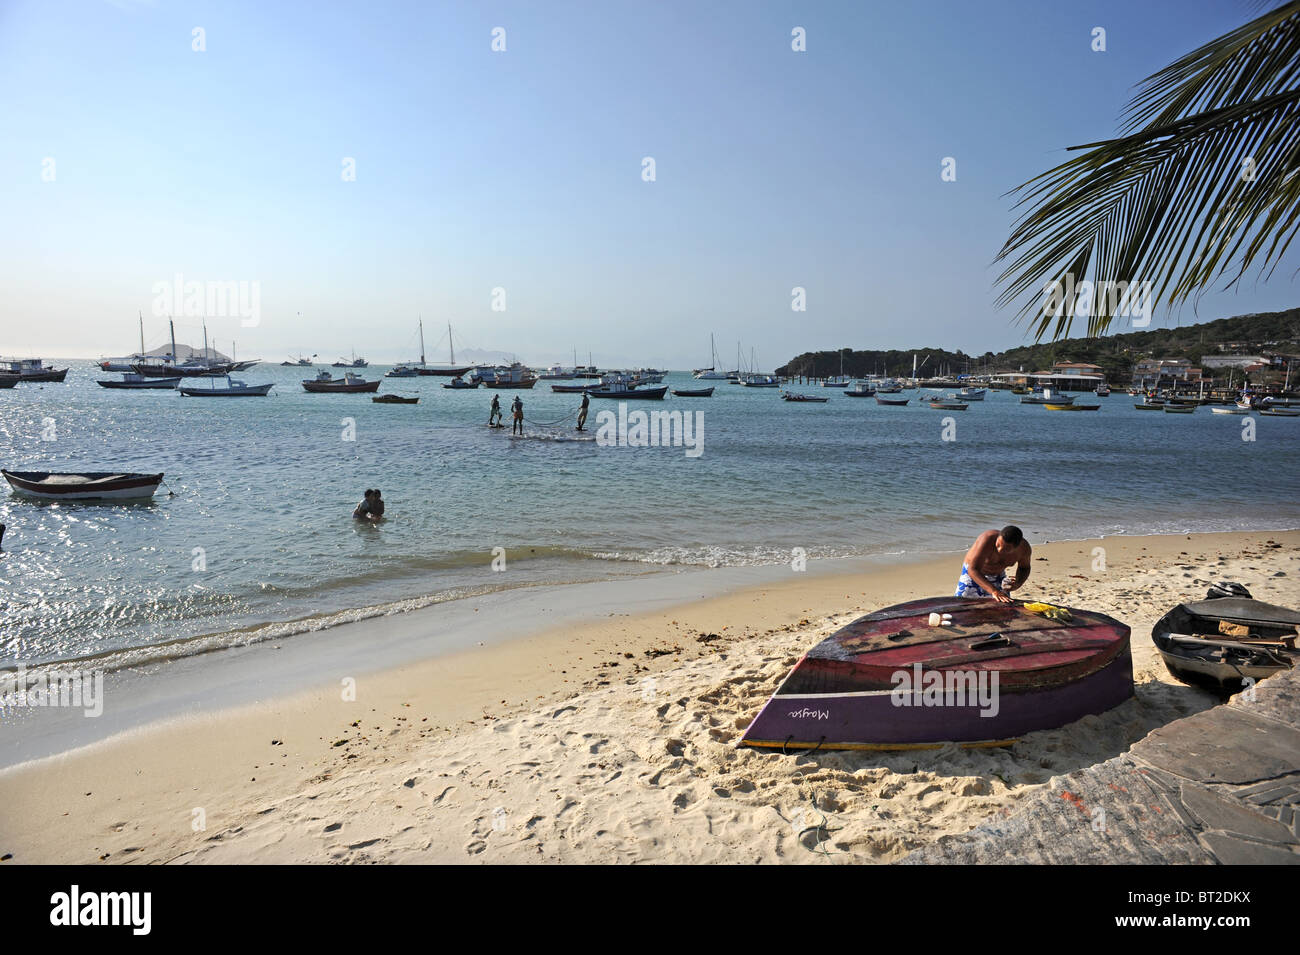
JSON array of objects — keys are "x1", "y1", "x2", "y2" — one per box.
[{"x1": 1, "y1": 0, "x2": 1293, "y2": 367}]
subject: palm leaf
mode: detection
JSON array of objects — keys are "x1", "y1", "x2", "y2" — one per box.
[{"x1": 995, "y1": 0, "x2": 1300, "y2": 340}]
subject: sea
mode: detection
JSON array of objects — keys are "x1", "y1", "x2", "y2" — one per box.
[{"x1": 1, "y1": 363, "x2": 1297, "y2": 672}]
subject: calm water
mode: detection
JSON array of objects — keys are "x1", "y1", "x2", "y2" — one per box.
[{"x1": 1, "y1": 362, "x2": 1297, "y2": 670}]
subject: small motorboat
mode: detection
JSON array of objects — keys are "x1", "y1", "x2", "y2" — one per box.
[
  {"x1": 671, "y1": 386, "x2": 715, "y2": 397},
  {"x1": 1095, "y1": 384, "x2": 1111, "y2": 397},
  {"x1": 302, "y1": 371, "x2": 381, "y2": 393},
  {"x1": 1260, "y1": 407, "x2": 1300, "y2": 417},
  {"x1": 1134, "y1": 402, "x2": 1163, "y2": 410},
  {"x1": 929, "y1": 396, "x2": 968, "y2": 410},
  {"x1": 1045, "y1": 402, "x2": 1100, "y2": 411},
  {"x1": 1152, "y1": 596, "x2": 1299, "y2": 694},
  {"x1": 1211, "y1": 406, "x2": 1249, "y2": 415},
  {"x1": 180, "y1": 376, "x2": 273, "y2": 397},
  {"x1": 97, "y1": 373, "x2": 181, "y2": 389},
  {"x1": 845, "y1": 383, "x2": 876, "y2": 398},
  {"x1": 1162, "y1": 403, "x2": 1195, "y2": 414},
  {"x1": 1020, "y1": 392, "x2": 1073, "y2": 405},
  {"x1": 2, "y1": 469, "x2": 164, "y2": 502},
  {"x1": 385, "y1": 365, "x2": 421, "y2": 378},
  {"x1": 372, "y1": 394, "x2": 419, "y2": 404},
  {"x1": 740, "y1": 597, "x2": 1132, "y2": 751},
  {"x1": 875, "y1": 395, "x2": 909, "y2": 406},
  {"x1": 444, "y1": 377, "x2": 480, "y2": 389},
  {"x1": 550, "y1": 382, "x2": 592, "y2": 393},
  {"x1": 782, "y1": 392, "x2": 828, "y2": 403},
  {"x1": 956, "y1": 387, "x2": 986, "y2": 401}
]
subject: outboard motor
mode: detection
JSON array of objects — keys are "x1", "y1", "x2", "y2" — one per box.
[{"x1": 1206, "y1": 580, "x2": 1253, "y2": 600}]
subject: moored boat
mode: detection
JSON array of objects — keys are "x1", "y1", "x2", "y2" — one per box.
[
  {"x1": 929, "y1": 395, "x2": 968, "y2": 410},
  {"x1": 302, "y1": 371, "x2": 381, "y2": 393},
  {"x1": 1259, "y1": 407, "x2": 1300, "y2": 417},
  {"x1": 781, "y1": 392, "x2": 828, "y2": 403},
  {"x1": 481, "y1": 362, "x2": 538, "y2": 389},
  {"x1": 739, "y1": 597, "x2": 1133, "y2": 751},
  {"x1": 97, "y1": 373, "x2": 181, "y2": 389},
  {"x1": 671, "y1": 386, "x2": 714, "y2": 397},
  {"x1": 956, "y1": 386, "x2": 986, "y2": 400},
  {"x1": 845, "y1": 382, "x2": 876, "y2": 398},
  {"x1": 1162, "y1": 403, "x2": 1196, "y2": 414},
  {"x1": 2, "y1": 469, "x2": 165, "y2": 502},
  {"x1": 180, "y1": 376, "x2": 273, "y2": 397},
  {"x1": 443, "y1": 376, "x2": 480, "y2": 389},
  {"x1": 1211, "y1": 406, "x2": 1248, "y2": 415},
  {"x1": 1045, "y1": 402, "x2": 1099, "y2": 411},
  {"x1": 0, "y1": 357, "x2": 69, "y2": 382},
  {"x1": 372, "y1": 394, "x2": 419, "y2": 404},
  {"x1": 875, "y1": 394, "x2": 909, "y2": 405}
]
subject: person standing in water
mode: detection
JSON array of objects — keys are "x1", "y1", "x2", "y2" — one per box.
[
  {"x1": 489, "y1": 394, "x2": 502, "y2": 427},
  {"x1": 511, "y1": 395, "x2": 524, "y2": 435},
  {"x1": 576, "y1": 392, "x2": 590, "y2": 431}
]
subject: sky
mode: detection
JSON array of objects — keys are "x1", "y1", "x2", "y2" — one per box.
[{"x1": 1, "y1": 0, "x2": 1295, "y2": 368}]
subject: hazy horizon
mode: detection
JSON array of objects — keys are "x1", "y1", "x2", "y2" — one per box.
[{"x1": 4, "y1": 0, "x2": 1297, "y2": 368}]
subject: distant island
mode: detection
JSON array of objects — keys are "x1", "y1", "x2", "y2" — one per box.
[{"x1": 777, "y1": 307, "x2": 1300, "y2": 385}]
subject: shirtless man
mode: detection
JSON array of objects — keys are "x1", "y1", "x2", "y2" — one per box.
[{"x1": 955, "y1": 525, "x2": 1031, "y2": 603}]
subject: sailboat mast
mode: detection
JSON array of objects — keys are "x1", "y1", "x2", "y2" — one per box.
[
  {"x1": 419, "y1": 318, "x2": 425, "y2": 365},
  {"x1": 202, "y1": 321, "x2": 209, "y2": 363},
  {"x1": 169, "y1": 318, "x2": 177, "y2": 365},
  {"x1": 448, "y1": 323, "x2": 455, "y2": 365},
  {"x1": 139, "y1": 311, "x2": 145, "y2": 357}
]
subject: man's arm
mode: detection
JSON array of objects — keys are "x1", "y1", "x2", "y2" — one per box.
[
  {"x1": 1006, "y1": 543, "x2": 1032, "y2": 592},
  {"x1": 962, "y1": 532, "x2": 1012, "y2": 602}
]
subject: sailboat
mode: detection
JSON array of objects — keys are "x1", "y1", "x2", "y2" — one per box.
[
  {"x1": 387, "y1": 319, "x2": 427, "y2": 377},
  {"x1": 99, "y1": 312, "x2": 153, "y2": 371},
  {"x1": 132, "y1": 319, "x2": 235, "y2": 377},
  {"x1": 418, "y1": 323, "x2": 473, "y2": 376},
  {"x1": 694, "y1": 334, "x2": 734, "y2": 380}
]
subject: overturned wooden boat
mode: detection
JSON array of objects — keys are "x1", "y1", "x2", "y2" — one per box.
[
  {"x1": 2, "y1": 469, "x2": 164, "y2": 502},
  {"x1": 372, "y1": 394, "x2": 419, "y2": 404},
  {"x1": 739, "y1": 596, "x2": 1132, "y2": 751},
  {"x1": 1152, "y1": 597, "x2": 1298, "y2": 694}
]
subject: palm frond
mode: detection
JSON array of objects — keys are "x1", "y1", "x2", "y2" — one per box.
[{"x1": 995, "y1": 0, "x2": 1300, "y2": 340}]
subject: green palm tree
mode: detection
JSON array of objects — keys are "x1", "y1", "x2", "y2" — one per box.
[{"x1": 995, "y1": 1, "x2": 1300, "y2": 340}]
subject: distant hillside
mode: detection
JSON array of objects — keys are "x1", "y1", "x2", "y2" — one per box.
[
  {"x1": 777, "y1": 308, "x2": 1300, "y2": 381},
  {"x1": 143, "y1": 343, "x2": 231, "y2": 362}
]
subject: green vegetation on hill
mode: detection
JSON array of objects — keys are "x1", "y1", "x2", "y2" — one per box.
[{"x1": 776, "y1": 308, "x2": 1300, "y2": 381}]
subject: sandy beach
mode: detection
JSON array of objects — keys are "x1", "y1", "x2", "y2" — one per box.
[{"x1": 1, "y1": 528, "x2": 1296, "y2": 864}]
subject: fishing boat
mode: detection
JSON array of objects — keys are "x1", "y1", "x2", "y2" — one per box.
[
  {"x1": 1134, "y1": 402, "x2": 1164, "y2": 410},
  {"x1": 332, "y1": 351, "x2": 369, "y2": 368},
  {"x1": 781, "y1": 392, "x2": 828, "y2": 403},
  {"x1": 1162, "y1": 403, "x2": 1195, "y2": 414},
  {"x1": 956, "y1": 386, "x2": 986, "y2": 400},
  {"x1": 1020, "y1": 390, "x2": 1072, "y2": 405},
  {"x1": 1095, "y1": 383, "x2": 1111, "y2": 397},
  {"x1": 443, "y1": 376, "x2": 480, "y2": 389},
  {"x1": 280, "y1": 354, "x2": 315, "y2": 367},
  {"x1": 929, "y1": 395, "x2": 968, "y2": 410},
  {"x1": 302, "y1": 371, "x2": 381, "y2": 393},
  {"x1": 372, "y1": 394, "x2": 419, "y2": 404},
  {"x1": 671, "y1": 386, "x2": 715, "y2": 397},
  {"x1": 587, "y1": 381, "x2": 668, "y2": 400},
  {"x1": 845, "y1": 382, "x2": 876, "y2": 398},
  {"x1": 739, "y1": 596, "x2": 1132, "y2": 751},
  {"x1": 0, "y1": 357, "x2": 69, "y2": 383},
  {"x1": 386, "y1": 365, "x2": 420, "y2": 378},
  {"x1": 481, "y1": 362, "x2": 538, "y2": 389},
  {"x1": 1152, "y1": 596, "x2": 1298, "y2": 694},
  {"x1": 875, "y1": 394, "x2": 909, "y2": 406},
  {"x1": 1045, "y1": 402, "x2": 1099, "y2": 411},
  {"x1": 97, "y1": 373, "x2": 181, "y2": 390},
  {"x1": 418, "y1": 323, "x2": 473, "y2": 376},
  {"x1": 742, "y1": 374, "x2": 781, "y2": 388},
  {"x1": 2, "y1": 469, "x2": 165, "y2": 502},
  {"x1": 179, "y1": 376, "x2": 274, "y2": 397}
]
